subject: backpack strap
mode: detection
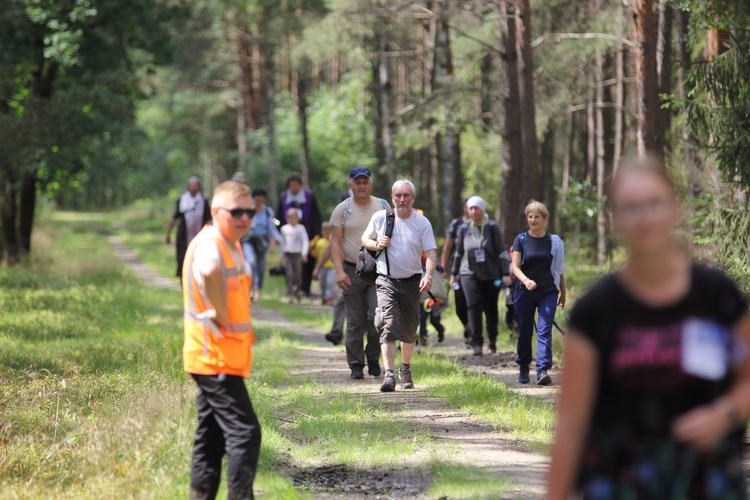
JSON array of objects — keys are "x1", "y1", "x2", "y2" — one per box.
[
  {"x1": 383, "y1": 206, "x2": 395, "y2": 277},
  {"x1": 341, "y1": 198, "x2": 352, "y2": 230},
  {"x1": 519, "y1": 232, "x2": 527, "y2": 265}
]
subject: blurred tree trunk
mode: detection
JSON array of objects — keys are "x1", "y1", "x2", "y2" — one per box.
[
  {"x1": 539, "y1": 124, "x2": 555, "y2": 231},
  {"x1": 657, "y1": 2, "x2": 673, "y2": 154},
  {"x1": 480, "y1": 50, "x2": 493, "y2": 130},
  {"x1": 586, "y1": 73, "x2": 595, "y2": 181},
  {"x1": 436, "y1": 0, "x2": 462, "y2": 228},
  {"x1": 235, "y1": 12, "x2": 250, "y2": 170},
  {"x1": 1, "y1": 171, "x2": 19, "y2": 264},
  {"x1": 372, "y1": 25, "x2": 395, "y2": 194},
  {"x1": 18, "y1": 171, "x2": 36, "y2": 255},
  {"x1": 675, "y1": 6, "x2": 698, "y2": 191},
  {"x1": 516, "y1": 0, "x2": 539, "y2": 205},
  {"x1": 613, "y1": 43, "x2": 625, "y2": 173},
  {"x1": 595, "y1": 51, "x2": 607, "y2": 266},
  {"x1": 297, "y1": 57, "x2": 313, "y2": 185},
  {"x1": 260, "y1": 9, "x2": 278, "y2": 207},
  {"x1": 631, "y1": 0, "x2": 664, "y2": 159},
  {"x1": 498, "y1": 0, "x2": 524, "y2": 245}
]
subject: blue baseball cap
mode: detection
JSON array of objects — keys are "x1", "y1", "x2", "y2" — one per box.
[{"x1": 349, "y1": 166, "x2": 372, "y2": 180}]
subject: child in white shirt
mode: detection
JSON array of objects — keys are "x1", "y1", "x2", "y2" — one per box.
[{"x1": 280, "y1": 208, "x2": 309, "y2": 302}]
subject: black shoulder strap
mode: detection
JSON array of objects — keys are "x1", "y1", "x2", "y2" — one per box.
[{"x1": 384, "y1": 207, "x2": 395, "y2": 277}]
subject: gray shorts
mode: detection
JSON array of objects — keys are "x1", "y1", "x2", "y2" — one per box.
[{"x1": 375, "y1": 275, "x2": 421, "y2": 344}]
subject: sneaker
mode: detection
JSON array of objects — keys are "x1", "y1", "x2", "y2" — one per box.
[
  {"x1": 419, "y1": 335, "x2": 428, "y2": 347},
  {"x1": 537, "y1": 369, "x2": 552, "y2": 386},
  {"x1": 324, "y1": 332, "x2": 342, "y2": 346},
  {"x1": 368, "y1": 361, "x2": 382, "y2": 378},
  {"x1": 350, "y1": 365, "x2": 364, "y2": 380},
  {"x1": 488, "y1": 342, "x2": 497, "y2": 354},
  {"x1": 399, "y1": 365, "x2": 414, "y2": 389},
  {"x1": 472, "y1": 345, "x2": 483, "y2": 357},
  {"x1": 380, "y1": 371, "x2": 396, "y2": 392},
  {"x1": 518, "y1": 366, "x2": 530, "y2": 384},
  {"x1": 437, "y1": 330, "x2": 445, "y2": 343}
]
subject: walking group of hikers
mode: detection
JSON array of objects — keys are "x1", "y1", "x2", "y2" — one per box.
[{"x1": 171, "y1": 157, "x2": 750, "y2": 499}]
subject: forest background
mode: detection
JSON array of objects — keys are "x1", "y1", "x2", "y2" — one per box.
[{"x1": 1, "y1": 0, "x2": 750, "y2": 288}]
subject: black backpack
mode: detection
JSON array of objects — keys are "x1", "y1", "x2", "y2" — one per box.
[{"x1": 356, "y1": 207, "x2": 395, "y2": 283}]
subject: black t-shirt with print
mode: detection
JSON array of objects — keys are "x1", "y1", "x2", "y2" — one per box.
[
  {"x1": 568, "y1": 263, "x2": 748, "y2": 497},
  {"x1": 513, "y1": 232, "x2": 554, "y2": 291}
]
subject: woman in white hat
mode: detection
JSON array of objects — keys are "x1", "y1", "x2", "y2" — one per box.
[{"x1": 449, "y1": 196, "x2": 512, "y2": 356}]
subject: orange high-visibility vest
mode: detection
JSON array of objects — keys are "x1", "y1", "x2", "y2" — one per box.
[{"x1": 182, "y1": 225, "x2": 254, "y2": 378}]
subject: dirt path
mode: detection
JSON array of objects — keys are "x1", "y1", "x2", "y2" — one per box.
[{"x1": 104, "y1": 233, "x2": 550, "y2": 499}]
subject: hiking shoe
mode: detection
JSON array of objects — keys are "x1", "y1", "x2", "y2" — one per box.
[
  {"x1": 368, "y1": 361, "x2": 382, "y2": 378},
  {"x1": 518, "y1": 366, "x2": 530, "y2": 384},
  {"x1": 437, "y1": 329, "x2": 445, "y2": 343},
  {"x1": 399, "y1": 365, "x2": 414, "y2": 389},
  {"x1": 380, "y1": 372, "x2": 396, "y2": 392},
  {"x1": 537, "y1": 370, "x2": 552, "y2": 386},
  {"x1": 472, "y1": 345, "x2": 483, "y2": 356},
  {"x1": 324, "y1": 332, "x2": 342, "y2": 346},
  {"x1": 350, "y1": 365, "x2": 364, "y2": 380},
  {"x1": 488, "y1": 342, "x2": 497, "y2": 354},
  {"x1": 419, "y1": 334, "x2": 428, "y2": 347}
]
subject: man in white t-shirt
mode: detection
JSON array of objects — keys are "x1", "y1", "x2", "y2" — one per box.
[
  {"x1": 328, "y1": 167, "x2": 389, "y2": 379},
  {"x1": 362, "y1": 179, "x2": 437, "y2": 392}
]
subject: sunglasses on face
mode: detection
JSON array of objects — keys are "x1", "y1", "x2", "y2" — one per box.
[{"x1": 218, "y1": 207, "x2": 255, "y2": 219}]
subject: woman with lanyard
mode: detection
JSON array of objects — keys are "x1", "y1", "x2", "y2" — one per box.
[
  {"x1": 548, "y1": 157, "x2": 750, "y2": 498},
  {"x1": 450, "y1": 196, "x2": 512, "y2": 356},
  {"x1": 512, "y1": 200, "x2": 565, "y2": 386}
]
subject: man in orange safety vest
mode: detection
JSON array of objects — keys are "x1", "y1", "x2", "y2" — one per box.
[{"x1": 182, "y1": 180, "x2": 260, "y2": 500}]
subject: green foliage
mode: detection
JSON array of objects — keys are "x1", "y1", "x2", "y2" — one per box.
[
  {"x1": 556, "y1": 179, "x2": 598, "y2": 258},
  {"x1": 690, "y1": 194, "x2": 750, "y2": 292}
]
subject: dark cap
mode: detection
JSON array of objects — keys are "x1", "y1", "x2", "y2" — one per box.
[{"x1": 349, "y1": 166, "x2": 372, "y2": 180}]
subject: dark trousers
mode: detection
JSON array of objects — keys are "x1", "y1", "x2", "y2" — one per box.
[
  {"x1": 515, "y1": 285, "x2": 558, "y2": 371},
  {"x1": 454, "y1": 278, "x2": 469, "y2": 332},
  {"x1": 343, "y1": 264, "x2": 380, "y2": 368},
  {"x1": 420, "y1": 306, "x2": 445, "y2": 336},
  {"x1": 284, "y1": 252, "x2": 303, "y2": 298},
  {"x1": 302, "y1": 257, "x2": 316, "y2": 295},
  {"x1": 190, "y1": 374, "x2": 262, "y2": 500},
  {"x1": 461, "y1": 275, "x2": 500, "y2": 348}
]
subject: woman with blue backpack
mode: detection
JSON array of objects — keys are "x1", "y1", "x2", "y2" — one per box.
[{"x1": 512, "y1": 200, "x2": 566, "y2": 386}]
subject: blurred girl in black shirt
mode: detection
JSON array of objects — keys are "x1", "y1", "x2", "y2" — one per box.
[{"x1": 547, "y1": 157, "x2": 750, "y2": 499}]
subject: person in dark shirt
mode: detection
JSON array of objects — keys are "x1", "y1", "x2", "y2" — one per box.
[
  {"x1": 512, "y1": 200, "x2": 566, "y2": 386},
  {"x1": 547, "y1": 157, "x2": 750, "y2": 499}
]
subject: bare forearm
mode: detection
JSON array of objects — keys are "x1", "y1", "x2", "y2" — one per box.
[
  {"x1": 331, "y1": 234, "x2": 345, "y2": 274},
  {"x1": 361, "y1": 236, "x2": 378, "y2": 252},
  {"x1": 440, "y1": 238, "x2": 454, "y2": 271},
  {"x1": 425, "y1": 250, "x2": 438, "y2": 276}
]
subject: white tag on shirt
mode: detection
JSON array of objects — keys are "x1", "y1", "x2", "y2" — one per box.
[
  {"x1": 681, "y1": 318, "x2": 729, "y2": 381},
  {"x1": 474, "y1": 249, "x2": 486, "y2": 263}
]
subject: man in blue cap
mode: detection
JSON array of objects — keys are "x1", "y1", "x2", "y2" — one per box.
[{"x1": 327, "y1": 167, "x2": 390, "y2": 379}]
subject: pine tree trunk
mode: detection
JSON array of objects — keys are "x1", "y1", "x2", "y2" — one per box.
[
  {"x1": 260, "y1": 10, "x2": 278, "y2": 207},
  {"x1": 372, "y1": 27, "x2": 395, "y2": 192},
  {"x1": 1, "y1": 171, "x2": 19, "y2": 264},
  {"x1": 632, "y1": 0, "x2": 663, "y2": 159},
  {"x1": 657, "y1": 2, "x2": 673, "y2": 152},
  {"x1": 516, "y1": 0, "x2": 540, "y2": 205},
  {"x1": 297, "y1": 57, "x2": 313, "y2": 186},
  {"x1": 613, "y1": 43, "x2": 625, "y2": 173},
  {"x1": 499, "y1": 0, "x2": 524, "y2": 245},
  {"x1": 595, "y1": 51, "x2": 607, "y2": 266},
  {"x1": 18, "y1": 171, "x2": 36, "y2": 256},
  {"x1": 586, "y1": 73, "x2": 595, "y2": 181},
  {"x1": 539, "y1": 124, "x2": 555, "y2": 232}
]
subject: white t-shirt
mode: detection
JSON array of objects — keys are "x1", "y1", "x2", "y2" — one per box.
[
  {"x1": 280, "y1": 224, "x2": 310, "y2": 256},
  {"x1": 363, "y1": 210, "x2": 437, "y2": 279},
  {"x1": 191, "y1": 228, "x2": 252, "y2": 308}
]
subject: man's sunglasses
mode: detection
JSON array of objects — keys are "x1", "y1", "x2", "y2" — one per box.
[{"x1": 218, "y1": 207, "x2": 255, "y2": 219}]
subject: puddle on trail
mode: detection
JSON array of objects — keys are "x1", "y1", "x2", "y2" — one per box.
[{"x1": 292, "y1": 464, "x2": 429, "y2": 497}]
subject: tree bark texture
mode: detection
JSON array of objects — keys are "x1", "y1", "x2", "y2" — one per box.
[
  {"x1": 371, "y1": 26, "x2": 395, "y2": 195},
  {"x1": 516, "y1": 0, "x2": 540, "y2": 205},
  {"x1": 296, "y1": 57, "x2": 313, "y2": 186},
  {"x1": 631, "y1": 0, "x2": 664, "y2": 159},
  {"x1": 657, "y1": 2, "x2": 673, "y2": 152},
  {"x1": 595, "y1": 51, "x2": 607, "y2": 266},
  {"x1": 613, "y1": 43, "x2": 625, "y2": 173},
  {"x1": 499, "y1": 0, "x2": 524, "y2": 245},
  {"x1": 260, "y1": 9, "x2": 278, "y2": 207}
]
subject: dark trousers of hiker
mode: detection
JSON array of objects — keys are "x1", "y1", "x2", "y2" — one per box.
[
  {"x1": 190, "y1": 374, "x2": 262, "y2": 500},
  {"x1": 461, "y1": 274, "x2": 500, "y2": 348},
  {"x1": 284, "y1": 252, "x2": 303, "y2": 298},
  {"x1": 343, "y1": 263, "x2": 380, "y2": 368},
  {"x1": 454, "y1": 277, "x2": 469, "y2": 334},
  {"x1": 514, "y1": 285, "x2": 558, "y2": 372}
]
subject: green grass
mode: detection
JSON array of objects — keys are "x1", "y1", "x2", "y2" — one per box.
[{"x1": 429, "y1": 462, "x2": 509, "y2": 499}]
